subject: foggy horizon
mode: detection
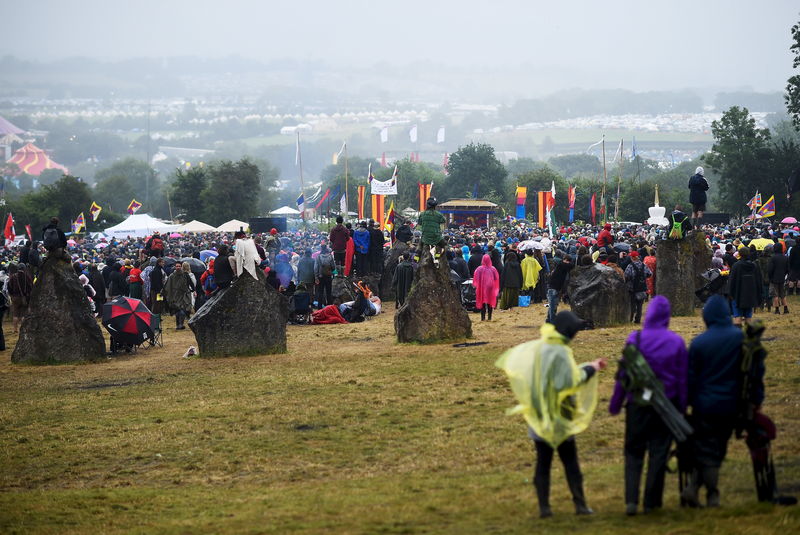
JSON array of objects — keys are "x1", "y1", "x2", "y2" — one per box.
[{"x1": 3, "y1": 0, "x2": 798, "y2": 95}]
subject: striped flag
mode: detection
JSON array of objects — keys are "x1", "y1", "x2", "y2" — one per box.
[
  {"x1": 296, "y1": 193, "x2": 305, "y2": 214},
  {"x1": 90, "y1": 201, "x2": 102, "y2": 221},
  {"x1": 314, "y1": 188, "x2": 331, "y2": 210},
  {"x1": 756, "y1": 195, "x2": 775, "y2": 218},
  {"x1": 746, "y1": 192, "x2": 762, "y2": 210},
  {"x1": 72, "y1": 213, "x2": 86, "y2": 233},
  {"x1": 127, "y1": 199, "x2": 142, "y2": 215},
  {"x1": 384, "y1": 201, "x2": 396, "y2": 232},
  {"x1": 568, "y1": 185, "x2": 576, "y2": 223},
  {"x1": 357, "y1": 185, "x2": 366, "y2": 219},
  {"x1": 418, "y1": 183, "x2": 433, "y2": 212}
]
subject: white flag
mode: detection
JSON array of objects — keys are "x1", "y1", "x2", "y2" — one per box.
[
  {"x1": 380, "y1": 126, "x2": 388, "y2": 143},
  {"x1": 409, "y1": 124, "x2": 418, "y2": 143},
  {"x1": 332, "y1": 141, "x2": 346, "y2": 165},
  {"x1": 295, "y1": 132, "x2": 301, "y2": 165},
  {"x1": 585, "y1": 136, "x2": 604, "y2": 154},
  {"x1": 340, "y1": 194, "x2": 347, "y2": 215},
  {"x1": 436, "y1": 126, "x2": 445, "y2": 144},
  {"x1": 610, "y1": 140, "x2": 623, "y2": 164}
]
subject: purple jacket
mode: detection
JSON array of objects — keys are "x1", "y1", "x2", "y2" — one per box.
[{"x1": 609, "y1": 295, "x2": 689, "y2": 414}]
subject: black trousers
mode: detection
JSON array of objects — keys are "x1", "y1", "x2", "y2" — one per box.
[
  {"x1": 355, "y1": 253, "x2": 369, "y2": 276},
  {"x1": 316, "y1": 275, "x2": 332, "y2": 306},
  {"x1": 533, "y1": 437, "x2": 585, "y2": 505},
  {"x1": 688, "y1": 413, "x2": 736, "y2": 469},
  {"x1": 630, "y1": 294, "x2": 644, "y2": 323},
  {"x1": 624, "y1": 403, "x2": 674, "y2": 509},
  {"x1": 333, "y1": 250, "x2": 346, "y2": 270}
]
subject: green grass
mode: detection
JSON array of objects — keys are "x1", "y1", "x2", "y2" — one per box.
[{"x1": 0, "y1": 301, "x2": 798, "y2": 534}]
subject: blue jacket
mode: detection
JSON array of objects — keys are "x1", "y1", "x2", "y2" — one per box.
[
  {"x1": 688, "y1": 295, "x2": 743, "y2": 415},
  {"x1": 353, "y1": 228, "x2": 370, "y2": 254}
]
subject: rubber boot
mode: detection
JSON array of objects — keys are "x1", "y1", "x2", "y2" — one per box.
[
  {"x1": 784, "y1": 306, "x2": 790, "y2": 314},
  {"x1": 176, "y1": 311, "x2": 185, "y2": 330},
  {"x1": 480, "y1": 306, "x2": 486, "y2": 321},
  {"x1": 774, "y1": 307, "x2": 780, "y2": 315},
  {"x1": 704, "y1": 467, "x2": 721, "y2": 507},
  {"x1": 533, "y1": 472, "x2": 552, "y2": 518},
  {"x1": 681, "y1": 469, "x2": 702, "y2": 508},
  {"x1": 487, "y1": 306, "x2": 493, "y2": 321},
  {"x1": 624, "y1": 454, "x2": 644, "y2": 516},
  {"x1": 566, "y1": 468, "x2": 593, "y2": 515}
]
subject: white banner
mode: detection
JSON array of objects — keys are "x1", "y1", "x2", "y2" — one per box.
[
  {"x1": 370, "y1": 177, "x2": 397, "y2": 195},
  {"x1": 436, "y1": 126, "x2": 445, "y2": 144},
  {"x1": 380, "y1": 126, "x2": 388, "y2": 143},
  {"x1": 409, "y1": 124, "x2": 418, "y2": 143}
]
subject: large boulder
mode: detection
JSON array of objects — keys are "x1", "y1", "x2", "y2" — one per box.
[
  {"x1": 12, "y1": 257, "x2": 106, "y2": 364},
  {"x1": 332, "y1": 273, "x2": 382, "y2": 302},
  {"x1": 188, "y1": 273, "x2": 288, "y2": 357},
  {"x1": 379, "y1": 241, "x2": 410, "y2": 300},
  {"x1": 656, "y1": 231, "x2": 712, "y2": 316},
  {"x1": 395, "y1": 251, "x2": 472, "y2": 344},
  {"x1": 567, "y1": 263, "x2": 630, "y2": 327}
]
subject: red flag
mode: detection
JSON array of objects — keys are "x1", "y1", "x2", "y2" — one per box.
[
  {"x1": 590, "y1": 194, "x2": 597, "y2": 225},
  {"x1": 4, "y1": 213, "x2": 15, "y2": 243},
  {"x1": 25, "y1": 224, "x2": 32, "y2": 242},
  {"x1": 357, "y1": 185, "x2": 366, "y2": 219},
  {"x1": 314, "y1": 188, "x2": 331, "y2": 210},
  {"x1": 381, "y1": 152, "x2": 387, "y2": 168}
]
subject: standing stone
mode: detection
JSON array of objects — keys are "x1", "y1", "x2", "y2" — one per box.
[
  {"x1": 379, "y1": 240, "x2": 410, "y2": 301},
  {"x1": 567, "y1": 263, "x2": 630, "y2": 327},
  {"x1": 395, "y1": 250, "x2": 472, "y2": 343},
  {"x1": 332, "y1": 273, "x2": 382, "y2": 303},
  {"x1": 12, "y1": 257, "x2": 106, "y2": 364},
  {"x1": 188, "y1": 273, "x2": 287, "y2": 357},
  {"x1": 656, "y1": 231, "x2": 711, "y2": 316}
]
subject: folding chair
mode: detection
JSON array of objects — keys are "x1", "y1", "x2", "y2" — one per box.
[
  {"x1": 288, "y1": 292, "x2": 313, "y2": 325},
  {"x1": 148, "y1": 313, "x2": 164, "y2": 348}
]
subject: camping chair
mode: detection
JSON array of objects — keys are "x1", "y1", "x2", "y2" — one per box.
[
  {"x1": 289, "y1": 291, "x2": 313, "y2": 325},
  {"x1": 147, "y1": 313, "x2": 163, "y2": 348}
]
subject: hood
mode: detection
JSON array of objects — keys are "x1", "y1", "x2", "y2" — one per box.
[
  {"x1": 553, "y1": 311, "x2": 583, "y2": 340},
  {"x1": 703, "y1": 294, "x2": 732, "y2": 328},
  {"x1": 481, "y1": 254, "x2": 493, "y2": 267},
  {"x1": 604, "y1": 223, "x2": 612, "y2": 231},
  {"x1": 695, "y1": 166, "x2": 704, "y2": 176},
  {"x1": 643, "y1": 295, "x2": 671, "y2": 329}
]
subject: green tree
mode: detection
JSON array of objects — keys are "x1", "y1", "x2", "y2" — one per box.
[
  {"x1": 443, "y1": 142, "x2": 507, "y2": 201},
  {"x1": 94, "y1": 174, "x2": 135, "y2": 215},
  {"x1": 703, "y1": 106, "x2": 773, "y2": 215},
  {"x1": 8, "y1": 175, "x2": 93, "y2": 232},
  {"x1": 255, "y1": 159, "x2": 281, "y2": 214},
  {"x1": 786, "y1": 18, "x2": 800, "y2": 128},
  {"x1": 37, "y1": 169, "x2": 66, "y2": 187},
  {"x1": 505, "y1": 157, "x2": 546, "y2": 179},
  {"x1": 94, "y1": 158, "x2": 159, "y2": 207},
  {"x1": 170, "y1": 168, "x2": 209, "y2": 222},
  {"x1": 200, "y1": 159, "x2": 261, "y2": 226}
]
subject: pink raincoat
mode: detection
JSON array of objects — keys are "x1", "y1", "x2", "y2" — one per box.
[{"x1": 473, "y1": 254, "x2": 500, "y2": 308}]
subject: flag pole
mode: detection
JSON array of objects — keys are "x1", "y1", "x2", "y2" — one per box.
[
  {"x1": 615, "y1": 139, "x2": 623, "y2": 222},
  {"x1": 601, "y1": 135, "x2": 607, "y2": 224},
  {"x1": 297, "y1": 131, "x2": 305, "y2": 223},
  {"x1": 344, "y1": 142, "x2": 349, "y2": 220}
]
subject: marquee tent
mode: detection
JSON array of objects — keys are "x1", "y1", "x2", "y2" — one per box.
[
  {"x1": 216, "y1": 219, "x2": 249, "y2": 232},
  {"x1": 0, "y1": 115, "x2": 24, "y2": 135},
  {"x1": 269, "y1": 206, "x2": 301, "y2": 216},
  {"x1": 104, "y1": 214, "x2": 179, "y2": 238},
  {"x1": 6, "y1": 143, "x2": 69, "y2": 176},
  {"x1": 177, "y1": 220, "x2": 216, "y2": 233}
]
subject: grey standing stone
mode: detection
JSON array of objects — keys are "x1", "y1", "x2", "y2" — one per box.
[
  {"x1": 395, "y1": 250, "x2": 472, "y2": 343},
  {"x1": 567, "y1": 263, "x2": 630, "y2": 327},
  {"x1": 188, "y1": 273, "x2": 288, "y2": 357},
  {"x1": 12, "y1": 257, "x2": 106, "y2": 364},
  {"x1": 655, "y1": 231, "x2": 711, "y2": 316},
  {"x1": 379, "y1": 240, "x2": 410, "y2": 300}
]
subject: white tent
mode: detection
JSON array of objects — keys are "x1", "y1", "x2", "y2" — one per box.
[
  {"x1": 269, "y1": 206, "x2": 301, "y2": 216},
  {"x1": 177, "y1": 220, "x2": 216, "y2": 233},
  {"x1": 216, "y1": 219, "x2": 249, "y2": 232},
  {"x1": 104, "y1": 214, "x2": 179, "y2": 238}
]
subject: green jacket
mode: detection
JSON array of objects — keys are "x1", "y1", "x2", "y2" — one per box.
[{"x1": 418, "y1": 209, "x2": 446, "y2": 245}]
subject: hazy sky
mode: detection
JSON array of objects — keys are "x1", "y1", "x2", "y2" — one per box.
[{"x1": 4, "y1": 0, "x2": 798, "y2": 92}]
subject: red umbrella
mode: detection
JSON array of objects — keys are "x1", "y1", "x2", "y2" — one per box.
[{"x1": 102, "y1": 297, "x2": 154, "y2": 345}]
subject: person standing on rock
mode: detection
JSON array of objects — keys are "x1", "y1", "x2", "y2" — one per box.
[
  {"x1": 41, "y1": 217, "x2": 68, "y2": 261},
  {"x1": 495, "y1": 311, "x2": 607, "y2": 518},
  {"x1": 417, "y1": 197, "x2": 447, "y2": 263},
  {"x1": 329, "y1": 216, "x2": 350, "y2": 274},
  {"x1": 688, "y1": 167, "x2": 709, "y2": 226},
  {"x1": 233, "y1": 230, "x2": 260, "y2": 281},
  {"x1": 213, "y1": 245, "x2": 235, "y2": 291}
]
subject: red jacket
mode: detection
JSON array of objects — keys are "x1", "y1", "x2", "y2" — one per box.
[{"x1": 597, "y1": 229, "x2": 614, "y2": 247}]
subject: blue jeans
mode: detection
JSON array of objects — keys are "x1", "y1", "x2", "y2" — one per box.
[{"x1": 547, "y1": 288, "x2": 560, "y2": 323}]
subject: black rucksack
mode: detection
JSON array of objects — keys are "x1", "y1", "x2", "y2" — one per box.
[{"x1": 43, "y1": 228, "x2": 60, "y2": 249}]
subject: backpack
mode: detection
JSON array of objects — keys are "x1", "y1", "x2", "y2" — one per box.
[
  {"x1": 320, "y1": 259, "x2": 333, "y2": 277},
  {"x1": 631, "y1": 262, "x2": 647, "y2": 293},
  {"x1": 203, "y1": 273, "x2": 217, "y2": 293},
  {"x1": 668, "y1": 216, "x2": 685, "y2": 240},
  {"x1": 150, "y1": 237, "x2": 164, "y2": 251},
  {"x1": 43, "y1": 228, "x2": 60, "y2": 249}
]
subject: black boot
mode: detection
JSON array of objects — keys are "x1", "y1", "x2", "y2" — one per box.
[
  {"x1": 681, "y1": 469, "x2": 702, "y2": 508},
  {"x1": 534, "y1": 472, "x2": 552, "y2": 518},
  {"x1": 624, "y1": 454, "x2": 644, "y2": 515},
  {"x1": 480, "y1": 306, "x2": 486, "y2": 321},
  {"x1": 566, "y1": 467, "x2": 593, "y2": 515},
  {"x1": 704, "y1": 467, "x2": 720, "y2": 507},
  {"x1": 785, "y1": 306, "x2": 790, "y2": 314},
  {"x1": 775, "y1": 307, "x2": 781, "y2": 315},
  {"x1": 487, "y1": 306, "x2": 493, "y2": 321}
]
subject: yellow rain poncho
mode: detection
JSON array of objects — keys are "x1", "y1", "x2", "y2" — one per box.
[
  {"x1": 521, "y1": 256, "x2": 542, "y2": 290},
  {"x1": 495, "y1": 323, "x2": 599, "y2": 447}
]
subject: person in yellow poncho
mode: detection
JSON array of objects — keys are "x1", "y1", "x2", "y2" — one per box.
[
  {"x1": 520, "y1": 249, "x2": 542, "y2": 294},
  {"x1": 495, "y1": 311, "x2": 607, "y2": 518}
]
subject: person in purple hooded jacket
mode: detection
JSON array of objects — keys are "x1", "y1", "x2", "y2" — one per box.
[{"x1": 609, "y1": 295, "x2": 688, "y2": 516}]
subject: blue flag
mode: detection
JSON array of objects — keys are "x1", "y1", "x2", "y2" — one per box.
[
  {"x1": 472, "y1": 183, "x2": 479, "y2": 198},
  {"x1": 296, "y1": 193, "x2": 305, "y2": 213}
]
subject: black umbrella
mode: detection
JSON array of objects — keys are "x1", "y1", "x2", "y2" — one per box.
[
  {"x1": 180, "y1": 257, "x2": 207, "y2": 275},
  {"x1": 614, "y1": 243, "x2": 631, "y2": 252},
  {"x1": 102, "y1": 296, "x2": 154, "y2": 345}
]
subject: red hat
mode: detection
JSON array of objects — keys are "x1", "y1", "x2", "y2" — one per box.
[
  {"x1": 629, "y1": 251, "x2": 640, "y2": 258},
  {"x1": 604, "y1": 223, "x2": 612, "y2": 230},
  {"x1": 270, "y1": 228, "x2": 277, "y2": 235}
]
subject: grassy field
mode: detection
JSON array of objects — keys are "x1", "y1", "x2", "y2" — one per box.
[{"x1": 1, "y1": 298, "x2": 799, "y2": 534}]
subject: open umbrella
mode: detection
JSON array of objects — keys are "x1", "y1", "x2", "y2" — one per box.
[
  {"x1": 95, "y1": 242, "x2": 109, "y2": 249},
  {"x1": 102, "y1": 296, "x2": 154, "y2": 345},
  {"x1": 749, "y1": 238, "x2": 774, "y2": 251},
  {"x1": 614, "y1": 243, "x2": 631, "y2": 252},
  {"x1": 67, "y1": 239, "x2": 77, "y2": 246},
  {"x1": 170, "y1": 232, "x2": 183, "y2": 238},
  {"x1": 782, "y1": 229, "x2": 799, "y2": 236},
  {"x1": 781, "y1": 217, "x2": 797, "y2": 224},
  {"x1": 180, "y1": 257, "x2": 207, "y2": 274},
  {"x1": 199, "y1": 249, "x2": 218, "y2": 262}
]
